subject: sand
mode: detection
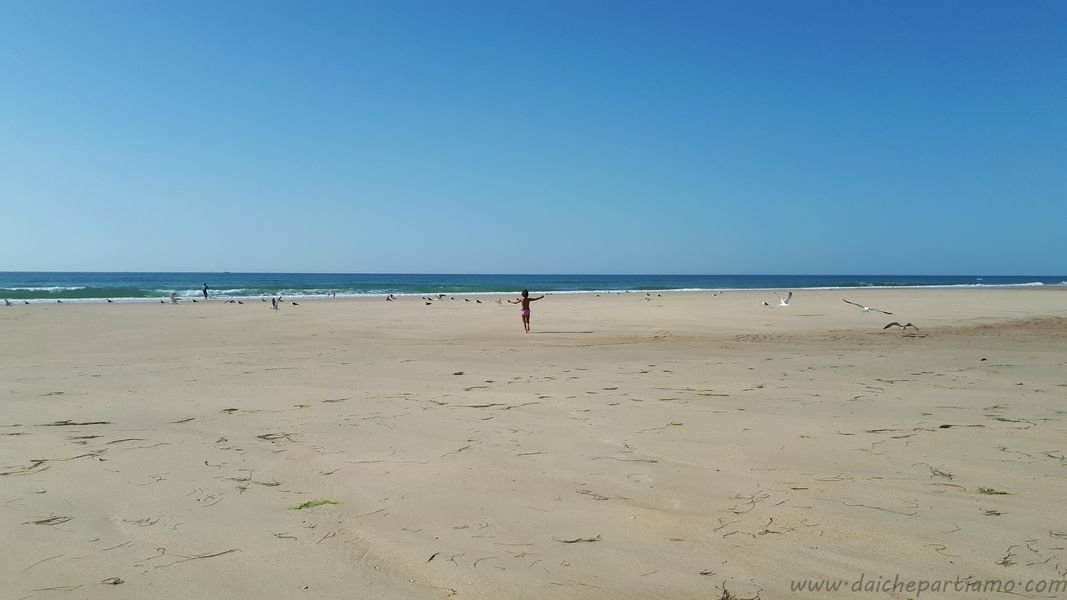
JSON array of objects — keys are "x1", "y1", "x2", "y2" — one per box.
[{"x1": 3, "y1": 288, "x2": 1067, "y2": 599}]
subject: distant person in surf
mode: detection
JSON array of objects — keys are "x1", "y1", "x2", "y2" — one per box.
[
  {"x1": 202, "y1": 283, "x2": 209, "y2": 300},
  {"x1": 508, "y1": 289, "x2": 544, "y2": 334}
]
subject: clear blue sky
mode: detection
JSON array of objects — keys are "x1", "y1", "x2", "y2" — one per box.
[{"x1": 1, "y1": 1, "x2": 1063, "y2": 274}]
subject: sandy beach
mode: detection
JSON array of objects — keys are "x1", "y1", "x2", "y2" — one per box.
[{"x1": 3, "y1": 287, "x2": 1066, "y2": 599}]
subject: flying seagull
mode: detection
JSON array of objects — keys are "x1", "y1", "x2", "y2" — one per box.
[
  {"x1": 773, "y1": 291, "x2": 792, "y2": 306},
  {"x1": 843, "y1": 298, "x2": 892, "y2": 314},
  {"x1": 883, "y1": 322, "x2": 920, "y2": 332},
  {"x1": 4, "y1": 299, "x2": 12, "y2": 306}
]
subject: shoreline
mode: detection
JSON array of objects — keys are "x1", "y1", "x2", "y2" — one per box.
[{"x1": 5, "y1": 281, "x2": 1066, "y2": 304}]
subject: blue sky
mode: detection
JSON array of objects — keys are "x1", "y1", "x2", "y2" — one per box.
[{"x1": 1, "y1": 1, "x2": 1063, "y2": 274}]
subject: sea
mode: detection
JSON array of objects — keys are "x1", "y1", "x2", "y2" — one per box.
[{"x1": 1, "y1": 273, "x2": 1064, "y2": 303}]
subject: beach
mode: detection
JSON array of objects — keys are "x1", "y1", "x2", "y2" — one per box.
[{"x1": 3, "y1": 287, "x2": 1066, "y2": 599}]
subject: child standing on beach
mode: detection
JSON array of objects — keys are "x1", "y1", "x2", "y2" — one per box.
[{"x1": 508, "y1": 289, "x2": 544, "y2": 334}]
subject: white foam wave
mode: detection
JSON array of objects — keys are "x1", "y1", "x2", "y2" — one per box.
[{"x1": 1, "y1": 286, "x2": 86, "y2": 291}]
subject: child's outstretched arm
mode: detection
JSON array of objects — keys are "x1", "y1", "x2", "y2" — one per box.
[{"x1": 530, "y1": 295, "x2": 545, "y2": 301}]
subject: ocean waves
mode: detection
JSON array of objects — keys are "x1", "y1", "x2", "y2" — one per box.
[{"x1": 1, "y1": 273, "x2": 1064, "y2": 303}]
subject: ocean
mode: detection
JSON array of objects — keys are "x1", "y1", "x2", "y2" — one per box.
[{"x1": 1, "y1": 273, "x2": 1064, "y2": 303}]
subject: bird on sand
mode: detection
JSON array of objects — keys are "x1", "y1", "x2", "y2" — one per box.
[
  {"x1": 843, "y1": 298, "x2": 892, "y2": 315},
  {"x1": 107, "y1": 299, "x2": 113, "y2": 303},
  {"x1": 291, "y1": 301, "x2": 299, "y2": 306},
  {"x1": 883, "y1": 322, "x2": 920, "y2": 332}
]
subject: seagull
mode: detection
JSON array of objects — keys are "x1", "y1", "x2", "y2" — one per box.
[
  {"x1": 23, "y1": 301, "x2": 29, "y2": 305},
  {"x1": 261, "y1": 297, "x2": 267, "y2": 302},
  {"x1": 773, "y1": 291, "x2": 792, "y2": 306},
  {"x1": 843, "y1": 299, "x2": 892, "y2": 315},
  {"x1": 237, "y1": 301, "x2": 244, "y2": 305},
  {"x1": 464, "y1": 298, "x2": 470, "y2": 302},
  {"x1": 107, "y1": 299, "x2": 113, "y2": 303},
  {"x1": 883, "y1": 322, "x2": 920, "y2": 332},
  {"x1": 192, "y1": 299, "x2": 198, "y2": 303},
  {"x1": 4, "y1": 299, "x2": 12, "y2": 306},
  {"x1": 160, "y1": 299, "x2": 165, "y2": 304},
  {"x1": 57, "y1": 300, "x2": 63, "y2": 304},
  {"x1": 425, "y1": 301, "x2": 432, "y2": 305},
  {"x1": 476, "y1": 299, "x2": 482, "y2": 304},
  {"x1": 762, "y1": 300, "x2": 770, "y2": 306},
  {"x1": 291, "y1": 302, "x2": 299, "y2": 306}
]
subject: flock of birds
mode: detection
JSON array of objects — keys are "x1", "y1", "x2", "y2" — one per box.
[
  {"x1": 420, "y1": 294, "x2": 484, "y2": 306},
  {"x1": 4, "y1": 291, "x2": 923, "y2": 333},
  {"x1": 761, "y1": 291, "x2": 920, "y2": 333}
]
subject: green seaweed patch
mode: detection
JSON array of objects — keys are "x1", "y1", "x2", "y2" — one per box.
[
  {"x1": 977, "y1": 487, "x2": 1010, "y2": 495},
  {"x1": 291, "y1": 499, "x2": 339, "y2": 510}
]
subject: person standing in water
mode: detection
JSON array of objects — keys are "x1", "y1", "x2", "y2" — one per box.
[
  {"x1": 508, "y1": 289, "x2": 544, "y2": 334},
  {"x1": 202, "y1": 283, "x2": 209, "y2": 300}
]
